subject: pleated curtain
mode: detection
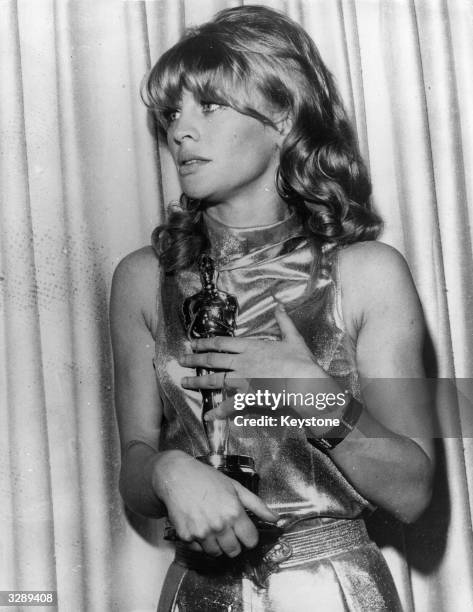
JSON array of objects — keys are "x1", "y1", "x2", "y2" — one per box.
[{"x1": 0, "y1": 0, "x2": 472, "y2": 610}]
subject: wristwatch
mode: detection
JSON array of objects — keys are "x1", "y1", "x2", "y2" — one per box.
[{"x1": 308, "y1": 396, "x2": 363, "y2": 452}]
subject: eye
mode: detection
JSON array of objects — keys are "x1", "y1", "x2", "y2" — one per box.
[
  {"x1": 201, "y1": 101, "x2": 224, "y2": 114},
  {"x1": 162, "y1": 108, "x2": 181, "y2": 126}
]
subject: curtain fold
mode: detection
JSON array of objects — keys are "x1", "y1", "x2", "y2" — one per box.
[
  {"x1": 0, "y1": 0, "x2": 472, "y2": 610},
  {"x1": 0, "y1": 0, "x2": 57, "y2": 596}
]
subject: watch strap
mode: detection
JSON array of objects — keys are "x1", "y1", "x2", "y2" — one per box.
[{"x1": 308, "y1": 396, "x2": 363, "y2": 452}]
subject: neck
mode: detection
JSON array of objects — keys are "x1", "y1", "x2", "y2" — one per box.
[
  {"x1": 202, "y1": 206, "x2": 305, "y2": 269},
  {"x1": 203, "y1": 193, "x2": 290, "y2": 228}
]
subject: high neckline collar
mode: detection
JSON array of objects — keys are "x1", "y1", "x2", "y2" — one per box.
[{"x1": 203, "y1": 210, "x2": 306, "y2": 269}]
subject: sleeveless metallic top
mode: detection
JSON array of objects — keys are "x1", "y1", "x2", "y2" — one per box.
[{"x1": 154, "y1": 212, "x2": 372, "y2": 525}]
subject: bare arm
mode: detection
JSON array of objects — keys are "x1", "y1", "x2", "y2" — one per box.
[
  {"x1": 110, "y1": 247, "x2": 168, "y2": 517},
  {"x1": 325, "y1": 242, "x2": 434, "y2": 522},
  {"x1": 110, "y1": 247, "x2": 277, "y2": 555}
]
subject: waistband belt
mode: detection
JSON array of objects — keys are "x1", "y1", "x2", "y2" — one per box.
[
  {"x1": 175, "y1": 518, "x2": 371, "y2": 589},
  {"x1": 273, "y1": 518, "x2": 369, "y2": 568}
]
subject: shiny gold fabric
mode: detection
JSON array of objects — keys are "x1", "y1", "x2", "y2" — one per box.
[{"x1": 154, "y1": 213, "x2": 402, "y2": 611}]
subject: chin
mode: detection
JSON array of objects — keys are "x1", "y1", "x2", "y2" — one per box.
[
  {"x1": 179, "y1": 182, "x2": 211, "y2": 202},
  {"x1": 181, "y1": 189, "x2": 211, "y2": 202},
  {"x1": 181, "y1": 186, "x2": 220, "y2": 203}
]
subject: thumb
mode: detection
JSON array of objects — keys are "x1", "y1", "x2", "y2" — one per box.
[
  {"x1": 204, "y1": 397, "x2": 234, "y2": 421},
  {"x1": 233, "y1": 481, "x2": 279, "y2": 523},
  {"x1": 274, "y1": 303, "x2": 302, "y2": 342},
  {"x1": 204, "y1": 378, "x2": 251, "y2": 421}
]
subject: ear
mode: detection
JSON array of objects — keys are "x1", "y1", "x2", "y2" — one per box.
[{"x1": 274, "y1": 112, "x2": 293, "y2": 138}]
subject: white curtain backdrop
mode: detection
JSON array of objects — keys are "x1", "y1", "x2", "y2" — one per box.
[{"x1": 1, "y1": 0, "x2": 472, "y2": 610}]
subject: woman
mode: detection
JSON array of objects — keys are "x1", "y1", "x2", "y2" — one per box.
[{"x1": 110, "y1": 5, "x2": 434, "y2": 611}]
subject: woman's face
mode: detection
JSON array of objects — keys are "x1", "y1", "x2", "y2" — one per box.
[{"x1": 165, "y1": 89, "x2": 284, "y2": 206}]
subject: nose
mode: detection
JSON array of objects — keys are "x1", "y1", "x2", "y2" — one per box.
[{"x1": 171, "y1": 111, "x2": 200, "y2": 144}]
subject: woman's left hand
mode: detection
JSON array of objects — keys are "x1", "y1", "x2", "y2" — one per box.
[{"x1": 178, "y1": 304, "x2": 323, "y2": 416}]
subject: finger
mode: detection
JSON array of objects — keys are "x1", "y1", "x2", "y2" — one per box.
[
  {"x1": 232, "y1": 514, "x2": 259, "y2": 550},
  {"x1": 196, "y1": 535, "x2": 223, "y2": 557},
  {"x1": 216, "y1": 528, "x2": 243, "y2": 558},
  {"x1": 205, "y1": 379, "x2": 251, "y2": 420},
  {"x1": 274, "y1": 303, "x2": 302, "y2": 342},
  {"x1": 232, "y1": 481, "x2": 279, "y2": 523},
  {"x1": 192, "y1": 336, "x2": 250, "y2": 354},
  {"x1": 179, "y1": 352, "x2": 235, "y2": 370},
  {"x1": 223, "y1": 376, "x2": 250, "y2": 392},
  {"x1": 181, "y1": 372, "x2": 225, "y2": 390},
  {"x1": 187, "y1": 540, "x2": 205, "y2": 553}
]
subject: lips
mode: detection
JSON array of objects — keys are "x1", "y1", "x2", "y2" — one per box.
[
  {"x1": 177, "y1": 151, "x2": 211, "y2": 164},
  {"x1": 181, "y1": 159, "x2": 207, "y2": 166},
  {"x1": 177, "y1": 153, "x2": 211, "y2": 175}
]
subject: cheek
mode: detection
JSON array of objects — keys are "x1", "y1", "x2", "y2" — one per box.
[
  {"x1": 229, "y1": 127, "x2": 272, "y2": 156},
  {"x1": 222, "y1": 131, "x2": 256, "y2": 163},
  {"x1": 166, "y1": 136, "x2": 177, "y2": 159}
]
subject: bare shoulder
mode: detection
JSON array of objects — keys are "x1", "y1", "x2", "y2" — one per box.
[
  {"x1": 111, "y1": 246, "x2": 160, "y2": 337},
  {"x1": 337, "y1": 241, "x2": 423, "y2": 330},
  {"x1": 112, "y1": 245, "x2": 159, "y2": 287},
  {"x1": 338, "y1": 241, "x2": 411, "y2": 284}
]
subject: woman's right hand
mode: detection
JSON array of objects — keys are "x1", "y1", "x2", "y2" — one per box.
[{"x1": 151, "y1": 450, "x2": 278, "y2": 557}]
